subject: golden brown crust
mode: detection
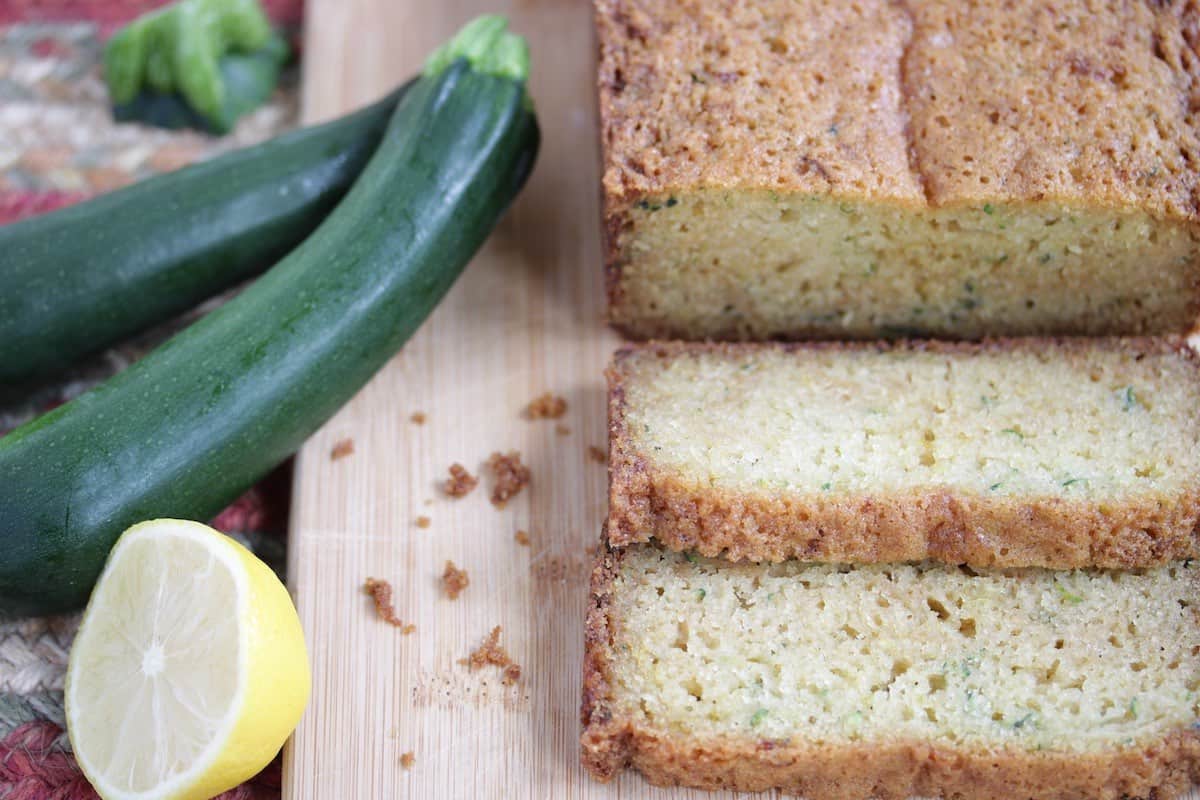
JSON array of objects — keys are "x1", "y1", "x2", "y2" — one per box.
[
  {"x1": 580, "y1": 536, "x2": 629, "y2": 781},
  {"x1": 905, "y1": 0, "x2": 1200, "y2": 219},
  {"x1": 606, "y1": 338, "x2": 1200, "y2": 569},
  {"x1": 597, "y1": 0, "x2": 1200, "y2": 218},
  {"x1": 596, "y1": 0, "x2": 922, "y2": 209},
  {"x1": 595, "y1": 0, "x2": 1200, "y2": 339},
  {"x1": 580, "y1": 543, "x2": 1200, "y2": 799}
]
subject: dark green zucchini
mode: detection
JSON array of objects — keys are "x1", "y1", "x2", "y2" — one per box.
[
  {"x1": 0, "y1": 81, "x2": 407, "y2": 384},
  {"x1": 0, "y1": 18, "x2": 538, "y2": 615}
]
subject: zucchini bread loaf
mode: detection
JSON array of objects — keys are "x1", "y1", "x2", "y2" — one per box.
[
  {"x1": 608, "y1": 339, "x2": 1200, "y2": 568},
  {"x1": 597, "y1": 0, "x2": 1200, "y2": 340},
  {"x1": 581, "y1": 544, "x2": 1200, "y2": 799}
]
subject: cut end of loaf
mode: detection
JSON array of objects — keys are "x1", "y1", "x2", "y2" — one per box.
[
  {"x1": 607, "y1": 193, "x2": 1200, "y2": 340},
  {"x1": 582, "y1": 545, "x2": 1200, "y2": 798}
]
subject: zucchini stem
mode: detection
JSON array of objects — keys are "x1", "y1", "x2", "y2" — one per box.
[{"x1": 424, "y1": 15, "x2": 531, "y2": 84}]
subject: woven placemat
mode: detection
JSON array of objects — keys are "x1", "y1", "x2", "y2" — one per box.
[{"x1": 0, "y1": 3, "x2": 301, "y2": 797}]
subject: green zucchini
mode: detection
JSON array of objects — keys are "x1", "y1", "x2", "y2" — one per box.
[
  {"x1": 0, "y1": 81, "x2": 408, "y2": 385},
  {"x1": 111, "y1": 32, "x2": 290, "y2": 134},
  {"x1": 0, "y1": 17, "x2": 538, "y2": 616},
  {"x1": 104, "y1": 0, "x2": 279, "y2": 132}
]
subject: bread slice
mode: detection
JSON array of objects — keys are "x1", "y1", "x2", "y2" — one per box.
[
  {"x1": 607, "y1": 339, "x2": 1200, "y2": 569},
  {"x1": 581, "y1": 543, "x2": 1200, "y2": 799},
  {"x1": 597, "y1": 0, "x2": 1200, "y2": 340}
]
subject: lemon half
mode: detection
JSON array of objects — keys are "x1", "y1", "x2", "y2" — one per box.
[{"x1": 65, "y1": 519, "x2": 310, "y2": 800}]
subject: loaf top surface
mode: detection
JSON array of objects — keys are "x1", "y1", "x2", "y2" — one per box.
[
  {"x1": 610, "y1": 339, "x2": 1200, "y2": 499},
  {"x1": 596, "y1": 0, "x2": 1200, "y2": 221}
]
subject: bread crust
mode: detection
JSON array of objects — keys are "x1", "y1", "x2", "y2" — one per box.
[
  {"x1": 580, "y1": 543, "x2": 1200, "y2": 799},
  {"x1": 595, "y1": 0, "x2": 1200, "y2": 340},
  {"x1": 606, "y1": 338, "x2": 1200, "y2": 569},
  {"x1": 596, "y1": 0, "x2": 1200, "y2": 218}
]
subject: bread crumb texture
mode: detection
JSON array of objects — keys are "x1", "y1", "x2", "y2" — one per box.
[
  {"x1": 515, "y1": 529, "x2": 532, "y2": 546},
  {"x1": 410, "y1": 412, "x2": 427, "y2": 425},
  {"x1": 462, "y1": 626, "x2": 521, "y2": 685},
  {"x1": 526, "y1": 392, "x2": 568, "y2": 420},
  {"x1": 363, "y1": 578, "x2": 415, "y2": 634},
  {"x1": 598, "y1": 0, "x2": 1200, "y2": 339},
  {"x1": 582, "y1": 546, "x2": 1200, "y2": 797},
  {"x1": 415, "y1": 515, "x2": 431, "y2": 529},
  {"x1": 330, "y1": 439, "x2": 354, "y2": 460},
  {"x1": 609, "y1": 340, "x2": 1200, "y2": 567},
  {"x1": 442, "y1": 560, "x2": 469, "y2": 600},
  {"x1": 487, "y1": 451, "x2": 531, "y2": 508},
  {"x1": 400, "y1": 752, "x2": 415, "y2": 769},
  {"x1": 443, "y1": 463, "x2": 479, "y2": 498}
]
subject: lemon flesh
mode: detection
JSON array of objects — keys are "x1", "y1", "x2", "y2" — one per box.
[{"x1": 66, "y1": 519, "x2": 310, "y2": 800}]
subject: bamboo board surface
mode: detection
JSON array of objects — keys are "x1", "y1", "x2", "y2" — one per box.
[
  {"x1": 283, "y1": 2, "x2": 1200, "y2": 798},
  {"x1": 282, "y1": 0, "x2": 706, "y2": 796}
]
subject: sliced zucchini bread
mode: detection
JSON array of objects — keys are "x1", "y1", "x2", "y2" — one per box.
[
  {"x1": 597, "y1": 0, "x2": 1200, "y2": 340},
  {"x1": 607, "y1": 339, "x2": 1200, "y2": 569},
  {"x1": 581, "y1": 544, "x2": 1200, "y2": 799}
]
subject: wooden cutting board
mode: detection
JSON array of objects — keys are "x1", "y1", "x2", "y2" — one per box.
[
  {"x1": 282, "y1": 1, "x2": 716, "y2": 796},
  {"x1": 283, "y1": 2, "x2": 1200, "y2": 798}
]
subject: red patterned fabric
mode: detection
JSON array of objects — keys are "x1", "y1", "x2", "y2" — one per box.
[
  {"x1": 0, "y1": 0, "x2": 303, "y2": 34},
  {"x1": 0, "y1": 721, "x2": 283, "y2": 800},
  {"x1": 1, "y1": 4, "x2": 300, "y2": 797},
  {"x1": 0, "y1": 723, "x2": 94, "y2": 800},
  {"x1": 0, "y1": 192, "x2": 89, "y2": 225}
]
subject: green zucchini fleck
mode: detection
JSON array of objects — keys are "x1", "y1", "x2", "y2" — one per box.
[{"x1": 1056, "y1": 584, "x2": 1084, "y2": 604}]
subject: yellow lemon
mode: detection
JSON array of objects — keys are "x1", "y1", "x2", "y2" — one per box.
[{"x1": 65, "y1": 519, "x2": 310, "y2": 800}]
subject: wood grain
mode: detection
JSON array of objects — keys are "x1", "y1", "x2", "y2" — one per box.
[
  {"x1": 284, "y1": 1, "x2": 1200, "y2": 797},
  {"x1": 283, "y1": 0, "x2": 729, "y2": 796}
]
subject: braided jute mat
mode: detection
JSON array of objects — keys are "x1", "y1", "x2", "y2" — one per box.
[{"x1": 1, "y1": 3, "x2": 302, "y2": 797}]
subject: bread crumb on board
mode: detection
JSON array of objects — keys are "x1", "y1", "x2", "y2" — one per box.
[
  {"x1": 442, "y1": 561, "x2": 469, "y2": 599},
  {"x1": 515, "y1": 529, "x2": 531, "y2": 546},
  {"x1": 443, "y1": 463, "x2": 479, "y2": 498},
  {"x1": 400, "y1": 752, "x2": 415, "y2": 769},
  {"x1": 486, "y1": 451, "x2": 530, "y2": 508},
  {"x1": 363, "y1": 578, "x2": 415, "y2": 634},
  {"x1": 588, "y1": 445, "x2": 607, "y2": 464},
  {"x1": 416, "y1": 516, "x2": 431, "y2": 529},
  {"x1": 525, "y1": 392, "x2": 568, "y2": 420},
  {"x1": 555, "y1": 423, "x2": 571, "y2": 436},
  {"x1": 461, "y1": 626, "x2": 521, "y2": 685},
  {"x1": 330, "y1": 439, "x2": 355, "y2": 460},
  {"x1": 410, "y1": 412, "x2": 426, "y2": 425}
]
